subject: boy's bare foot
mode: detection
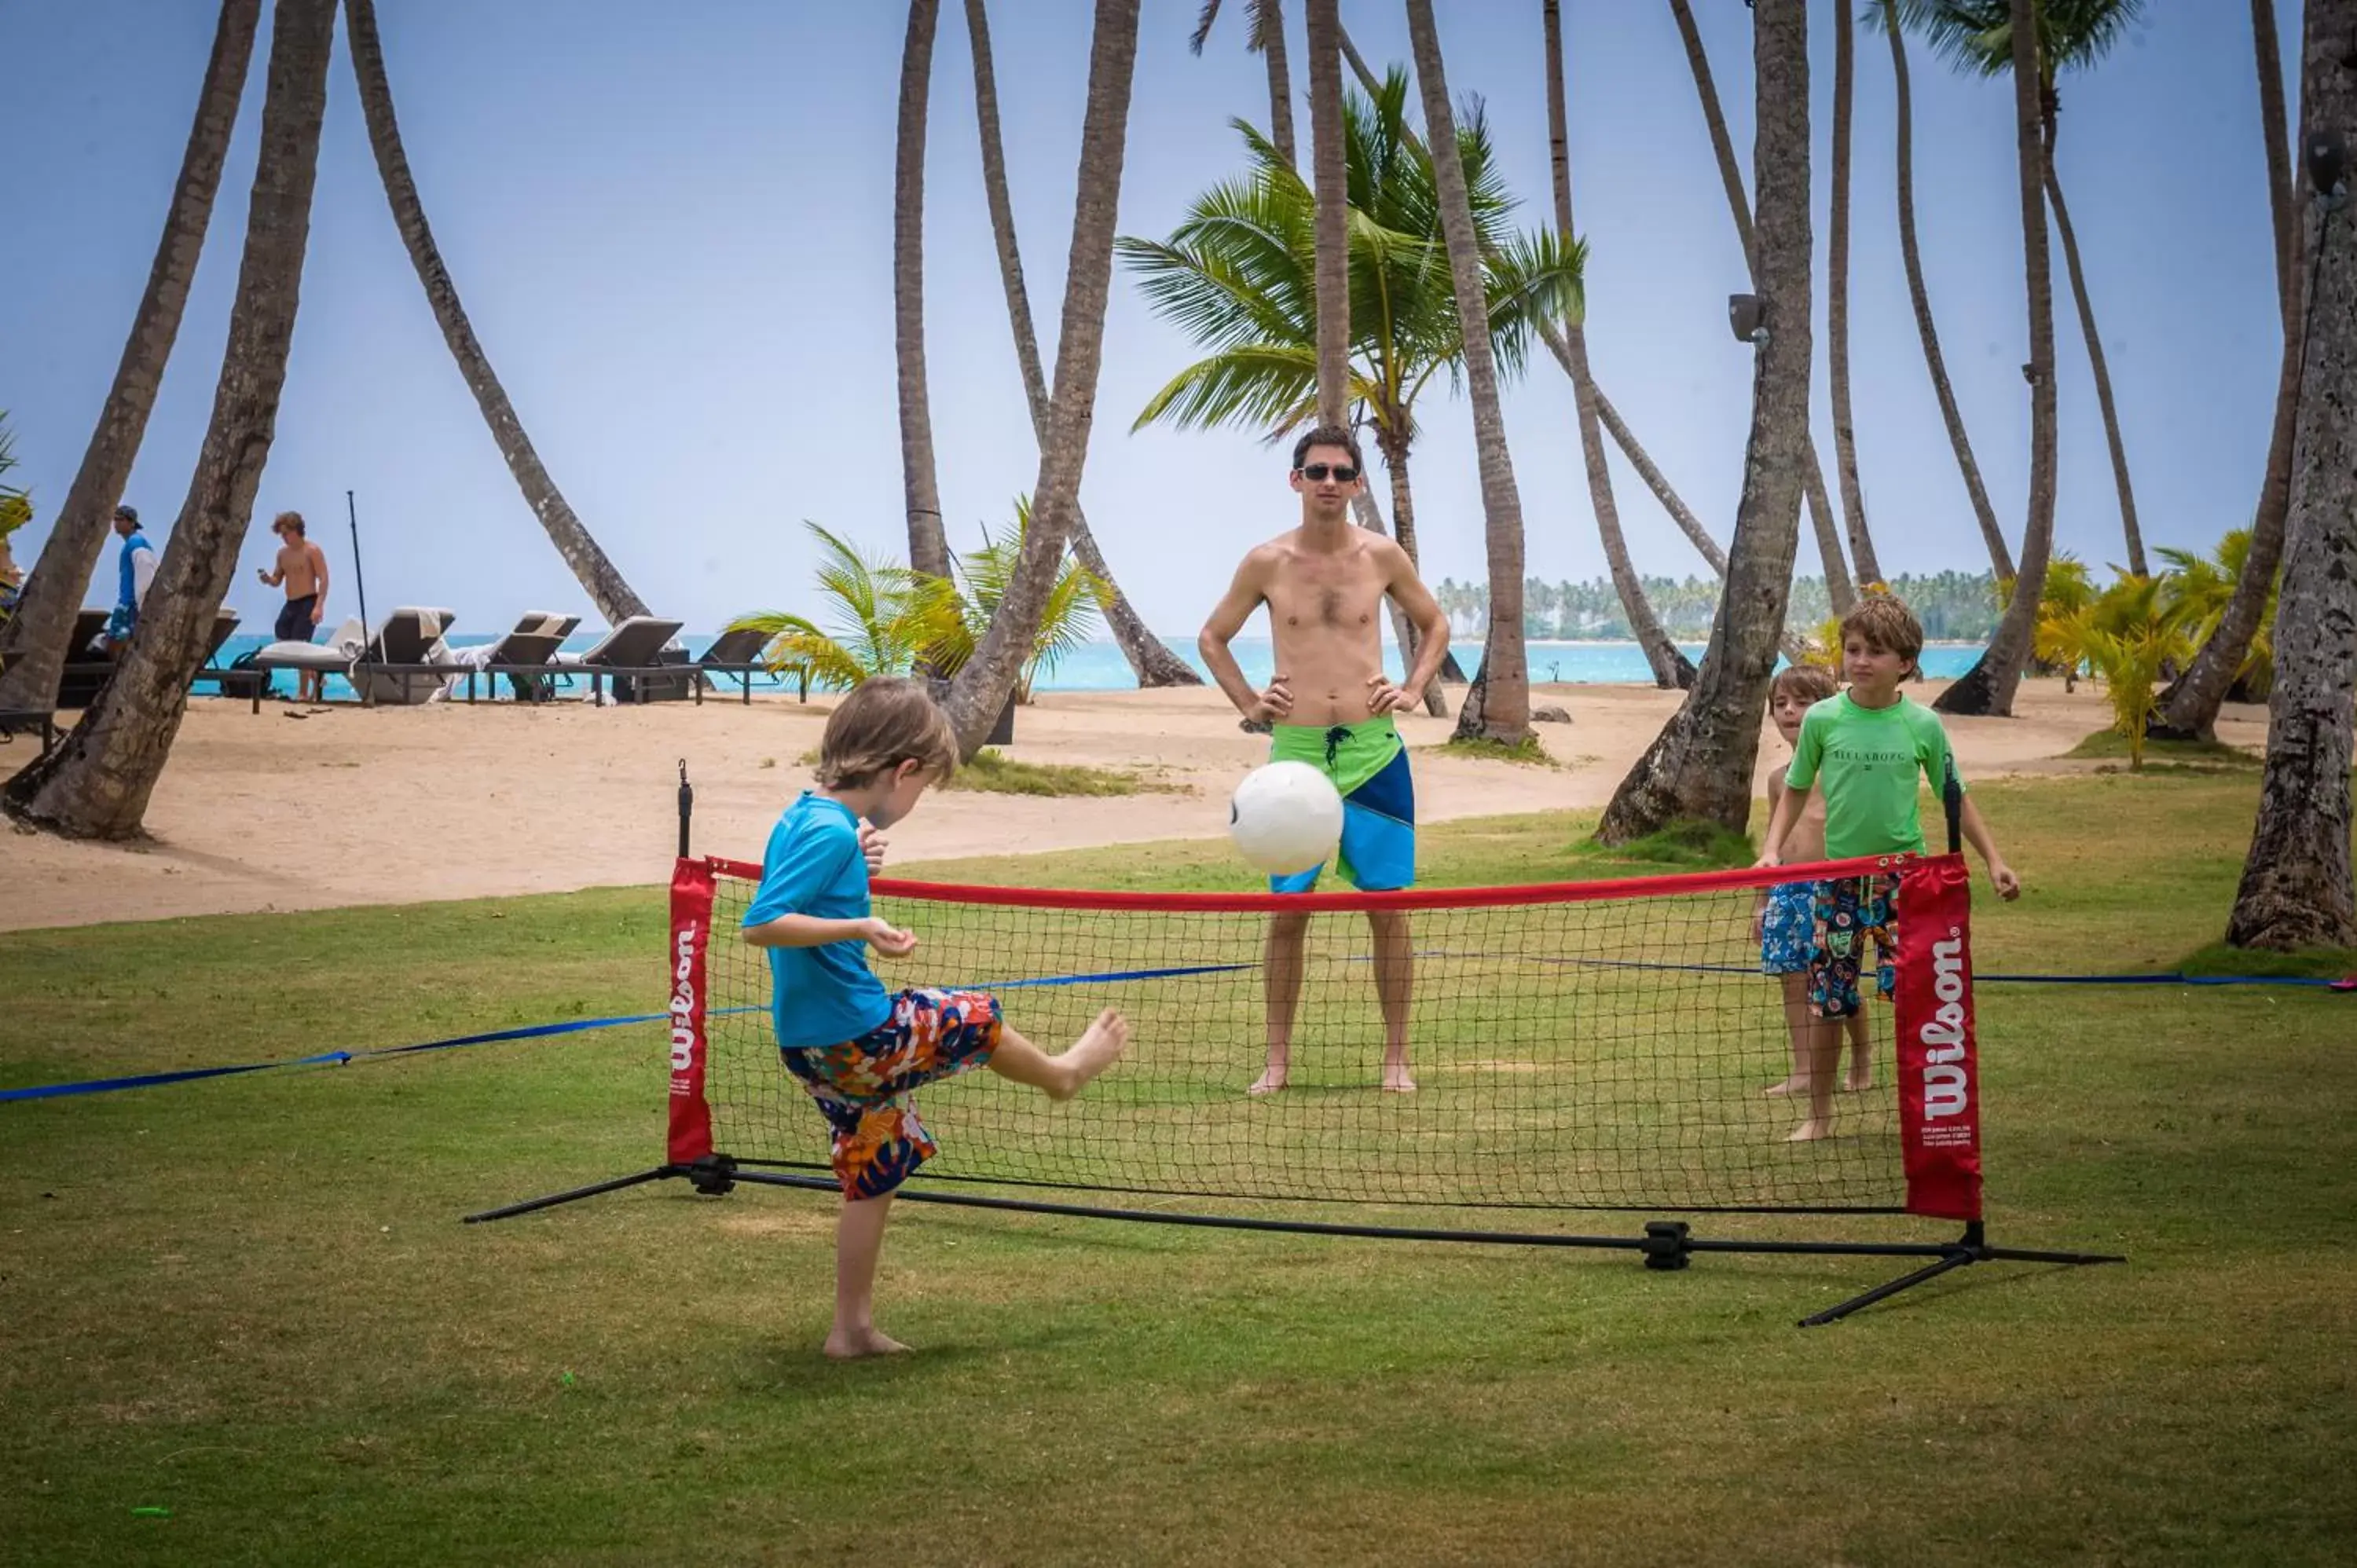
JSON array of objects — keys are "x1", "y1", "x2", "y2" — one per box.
[
  {"x1": 1786, "y1": 1118, "x2": 1834, "y2": 1143},
  {"x1": 1248, "y1": 1064, "x2": 1288, "y2": 1095},
  {"x1": 1380, "y1": 1061, "x2": 1417, "y2": 1093},
  {"x1": 1763, "y1": 1077, "x2": 1799, "y2": 1098},
  {"x1": 1844, "y1": 1064, "x2": 1875, "y2": 1093},
  {"x1": 823, "y1": 1327, "x2": 912, "y2": 1360},
  {"x1": 1048, "y1": 1009, "x2": 1128, "y2": 1100}
]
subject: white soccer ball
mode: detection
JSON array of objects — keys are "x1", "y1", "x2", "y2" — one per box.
[{"x1": 1229, "y1": 760, "x2": 1344, "y2": 876}]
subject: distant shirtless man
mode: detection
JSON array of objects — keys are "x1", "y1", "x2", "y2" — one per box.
[
  {"x1": 1199, "y1": 425, "x2": 1450, "y2": 1095},
  {"x1": 258, "y1": 511, "x2": 329, "y2": 702}
]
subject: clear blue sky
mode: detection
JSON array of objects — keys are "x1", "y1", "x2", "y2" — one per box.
[{"x1": 2, "y1": 1, "x2": 2299, "y2": 638}]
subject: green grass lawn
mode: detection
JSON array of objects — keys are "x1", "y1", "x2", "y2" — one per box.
[{"x1": 3, "y1": 771, "x2": 2353, "y2": 1565}]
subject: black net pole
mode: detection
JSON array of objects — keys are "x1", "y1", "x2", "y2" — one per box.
[{"x1": 678, "y1": 760, "x2": 693, "y2": 859}]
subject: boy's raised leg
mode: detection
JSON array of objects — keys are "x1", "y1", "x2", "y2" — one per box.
[
  {"x1": 986, "y1": 1010, "x2": 1130, "y2": 1101},
  {"x1": 827, "y1": 1193, "x2": 910, "y2": 1360}
]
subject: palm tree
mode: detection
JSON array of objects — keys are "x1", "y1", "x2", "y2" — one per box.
[
  {"x1": 1304, "y1": 0, "x2": 1350, "y2": 428},
  {"x1": 733, "y1": 523, "x2": 949, "y2": 691},
  {"x1": 0, "y1": 0, "x2": 260, "y2": 715},
  {"x1": 5, "y1": 0, "x2": 339, "y2": 838},
  {"x1": 1934, "y1": 0, "x2": 2058, "y2": 719},
  {"x1": 343, "y1": 0, "x2": 651, "y2": 627},
  {"x1": 2229, "y1": 0, "x2": 2357, "y2": 949},
  {"x1": 1901, "y1": 0, "x2": 2150, "y2": 576},
  {"x1": 1868, "y1": 0, "x2": 2014, "y2": 581},
  {"x1": 1828, "y1": 0, "x2": 1884, "y2": 587},
  {"x1": 2157, "y1": 529, "x2": 2277, "y2": 700},
  {"x1": 893, "y1": 0, "x2": 952, "y2": 583},
  {"x1": 1189, "y1": 0, "x2": 1296, "y2": 169},
  {"x1": 1598, "y1": 0, "x2": 1814, "y2": 844},
  {"x1": 1665, "y1": 0, "x2": 1857, "y2": 614},
  {"x1": 1339, "y1": 27, "x2": 1725, "y2": 589},
  {"x1": 1541, "y1": 0, "x2": 1690, "y2": 688},
  {"x1": 2154, "y1": 0, "x2": 2299, "y2": 739},
  {"x1": 733, "y1": 509, "x2": 1105, "y2": 703},
  {"x1": 943, "y1": 0, "x2": 1143, "y2": 757},
  {"x1": 1118, "y1": 72, "x2": 1578, "y2": 647},
  {"x1": 1405, "y1": 0, "x2": 1531, "y2": 745},
  {"x1": 964, "y1": 0, "x2": 1200, "y2": 687}
]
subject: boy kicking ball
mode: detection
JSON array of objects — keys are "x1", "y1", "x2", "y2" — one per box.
[{"x1": 742, "y1": 676, "x2": 1129, "y2": 1357}]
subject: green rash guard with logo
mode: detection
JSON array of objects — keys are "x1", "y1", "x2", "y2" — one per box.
[{"x1": 1783, "y1": 692, "x2": 1964, "y2": 861}]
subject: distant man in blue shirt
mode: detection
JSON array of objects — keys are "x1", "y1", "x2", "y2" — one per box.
[
  {"x1": 742, "y1": 676, "x2": 1129, "y2": 1359},
  {"x1": 103, "y1": 504, "x2": 157, "y2": 650}
]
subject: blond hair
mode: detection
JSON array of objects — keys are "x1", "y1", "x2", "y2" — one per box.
[
  {"x1": 1840, "y1": 594, "x2": 1925, "y2": 680},
  {"x1": 816, "y1": 676, "x2": 959, "y2": 789},
  {"x1": 1770, "y1": 662, "x2": 1838, "y2": 707}
]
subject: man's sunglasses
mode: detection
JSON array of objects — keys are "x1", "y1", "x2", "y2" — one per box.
[{"x1": 1296, "y1": 462, "x2": 1360, "y2": 482}]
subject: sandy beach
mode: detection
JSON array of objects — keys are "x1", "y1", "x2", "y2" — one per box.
[{"x1": 1, "y1": 680, "x2": 2264, "y2": 932}]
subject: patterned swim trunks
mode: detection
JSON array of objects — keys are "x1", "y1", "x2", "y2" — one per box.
[
  {"x1": 1758, "y1": 880, "x2": 1818, "y2": 976},
  {"x1": 783, "y1": 987, "x2": 1003, "y2": 1198},
  {"x1": 1809, "y1": 872, "x2": 1903, "y2": 1019}
]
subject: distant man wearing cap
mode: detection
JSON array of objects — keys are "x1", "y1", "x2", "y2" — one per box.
[
  {"x1": 258, "y1": 510, "x2": 329, "y2": 701},
  {"x1": 104, "y1": 504, "x2": 157, "y2": 650}
]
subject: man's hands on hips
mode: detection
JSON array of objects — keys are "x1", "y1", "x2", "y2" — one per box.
[
  {"x1": 1365, "y1": 672, "x2": 1420, "y2": 716},
  {"x1": 1249, "y1": 675, "x2": 1293, "y2": 725}
]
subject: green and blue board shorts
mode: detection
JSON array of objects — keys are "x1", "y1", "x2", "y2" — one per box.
[{"x1": 1266, "y1": 714, "x2": 1416, "y2": 893}]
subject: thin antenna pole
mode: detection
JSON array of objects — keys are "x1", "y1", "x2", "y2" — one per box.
[{"x1": 345, "y1": 489, "x2": 374, "y2": 655}]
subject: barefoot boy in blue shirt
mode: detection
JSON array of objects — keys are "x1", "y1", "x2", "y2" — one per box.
[{"x1": 742, "y1": 677, "x2": 1129, "y2": 1357}]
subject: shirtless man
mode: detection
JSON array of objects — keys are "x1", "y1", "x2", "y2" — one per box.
[
  {"x1": 1199, "y1": 425, "x2": 1451, "y2": 1095},
  {"x1": 258, "y1": 511, "x2": 328, "y2": 702}
]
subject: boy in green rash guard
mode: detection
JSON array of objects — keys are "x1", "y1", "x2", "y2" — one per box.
[
  {"x1": 1198, "y1": 424, "x2": 1453, "y2": 1095},
  {"x1": 1758, "y1": 595, "x2": 2020, "y2": 1141}
]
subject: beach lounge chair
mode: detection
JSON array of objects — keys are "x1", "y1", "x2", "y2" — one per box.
[
  {"x1": 469, "y1": 610, "x2": 580, "y2": 702},
  {"x1": 695, "y1": 624, "x2": 772, "y2": 703},
  {"x1": 248, "y1": 606, "x2": 458, "y2": 710},
  {"x1": 60, "y1": 607, "x2": 240, "y2": 707},
  {"x1": 553, "y1": 616, "x2": 687, "y2": 703}
]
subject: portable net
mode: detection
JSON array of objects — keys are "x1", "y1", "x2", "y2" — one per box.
[{"x1": 665, "y1": 855, "x2": 1985, "y2": 1224}]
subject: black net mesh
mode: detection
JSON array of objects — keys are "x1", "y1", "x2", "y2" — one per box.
[{"x1": 699, "y1": 869, "x2": 1909, "y2": 1215}]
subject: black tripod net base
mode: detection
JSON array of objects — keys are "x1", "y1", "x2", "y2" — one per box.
[{"x1": 460, "y1": 1161, "x2": 2122, "y2": 1324}]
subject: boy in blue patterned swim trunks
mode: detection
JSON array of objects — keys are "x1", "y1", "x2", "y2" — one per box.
[
  {"x1": 1199, "y1": 424, "x2": 1453, "y2": 1095},
  {"x1": 743, "y1": 678, "x2": 1129, "y2": 1358},
  {"x1": 1754, "y1": 665, "x2": 1871, "y2": 1111}
]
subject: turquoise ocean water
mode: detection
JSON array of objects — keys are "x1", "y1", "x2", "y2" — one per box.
[{"x1": 209, "y1": 632, "x2": 1987, "y2": 704}]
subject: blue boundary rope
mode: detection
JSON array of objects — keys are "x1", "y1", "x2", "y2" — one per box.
[{"x1": 5, "y1": 963, "x2": 2344, "y2": 1105}]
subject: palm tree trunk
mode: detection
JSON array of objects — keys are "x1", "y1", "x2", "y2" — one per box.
[
  {"x1": 1590, "y1": 381, "x2": 1728, "y2": 575},
  {"x1": 5, "y1": 0, "x2": 335, "y2": 837},
  {"x1": 1934, "y1": 0, "x2": 2055, "y2": 719},
  {"x1": 2253, "y1": 0, "x2": 2297, "y2": 317},
  {"x1": 2044, "y1": 124, "x2": 2145, "y2": 575},
  {"x1": 1829, "y1": 0, "x2": 1884, "y2": 587},
  {"x1": 343, "y1": 0, "x2": 650, "y2": 627},
  {"x1": 1600, "y1": 0, "x2": 1813, "y2": 842},
  {"x1": 1881, "y1": 0, "x2": 2012, "y2": 581},
  {"x1": 1362, "y1": 432, "x2": 1452, "y2": 715},
  {"x1": 1254, "y1": 0, "x2": 1297, "y2": 170},
  {"x1": 0, "y1": 0, "x2": 259, "y2": 714},
  {"x1": 963, "y1": 0, "x2": 1197, "y2": 687},
  {"x1": 1668, "y1": 0, "x2": 1853, "y2": 612},
  {"x1": 895, "y1": 0, "x2": 951, "y2": 582},
  {"x1": 1543, "y1": 0, "x2": 1688, "y2": 690},
  {"x1": 1406, "y1": 0, "x2": 1530, "y2": 746},
  {"x1": 2154, "y1": 0, "x2": 2301, "y2": 739},
  {"x1": 1667, "y1": 0, "x2": 1757, "y2": 280},
  {"x1": 943, "y1": 0, "x2": 1142, "y2": 756},
  {"x1": 1304, "y1": 0, "x2": 1350, "y2": 428},
  {"x1": 2228, "y1": 0, "x2": 2357, "y2": 951}
]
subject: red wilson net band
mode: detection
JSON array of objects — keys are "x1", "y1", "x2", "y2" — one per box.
[{"x1": 665, "y1": 855, "x2": 1983, "y2": 1222}]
